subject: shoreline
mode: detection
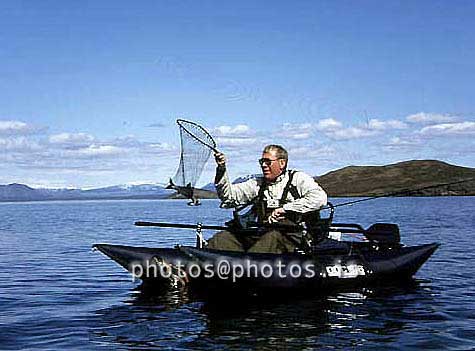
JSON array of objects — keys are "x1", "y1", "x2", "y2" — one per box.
[{"x1": 1, "y1": 194, "x2": 474, "y2": 204}]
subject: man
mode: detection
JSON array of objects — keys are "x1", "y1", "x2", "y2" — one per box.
[{"x1": 207, "y1": 144, "x2": 327, "y2": 253}]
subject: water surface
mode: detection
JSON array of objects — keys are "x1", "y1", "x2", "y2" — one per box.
[{"x1": 1, "y1": 198, "x2": 474, "y2": 350}]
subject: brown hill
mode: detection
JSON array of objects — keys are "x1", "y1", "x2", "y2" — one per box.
[{"x1": 316, "y1": 160, "x2": 475, "y2": 197}]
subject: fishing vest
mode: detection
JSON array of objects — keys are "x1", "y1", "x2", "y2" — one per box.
[{"x1": 254, "y1": 170, "x2": 300, "y2": 223}]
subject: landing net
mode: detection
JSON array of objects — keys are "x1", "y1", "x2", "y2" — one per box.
[{"x1": 170, "y1": 119, "x2": 217, "y2": 189}]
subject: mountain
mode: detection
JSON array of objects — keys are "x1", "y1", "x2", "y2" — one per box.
[
  {"x1": 0, "y1": 183, "x2": 50, "y2": 201},
  {"x1": 0, "y1": 183, "x2": 175, "y2": 202},
  {"x1": 79, "y1": 184, "x2": 172, "y2": 198},
  {"x1": 2, "y1": 160, "x2": 474, "y2": 202},
  {"x1": 316, "y1": 160, "x2": 475, "y2": 197}
]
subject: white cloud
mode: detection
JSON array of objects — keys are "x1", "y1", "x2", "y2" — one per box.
[
  {"x1": 387, "y1": 137, "x2": 417, "y2": 145},
  {"x1": 315, "y1": 117, "x2": 407, "y2": 140},
  {"x1": 315, "y1": 118, "x2": 342, "y2": 131},
  {"x1": 419, "y1": 122, "x2": 475, "y2": 136},
  {"x1": 406, "y1": 112, "x2": 458, "y2": 124},
  {"x1": 3, "y1": 113, "x2": 473, "y2": 188},
  {"x1": 367, "y1": 118, "x2": 407, "y2": 130},
  {"x1": 142, "y1": 142, "x2": 177, "y2": 156},
  {"x1": 384, "y1": 136, "x2": 421, "y2": 149},
  {"x1": 281, "y1": 123, "x2": 313, "y2": 140},
  {"x1": 212, "y1": 124, "x2": 260, "y2": 151},
  {"x1": 49, "y1": 132, "x2": 95, "y2": 147},
  {"x1": 75, "y1": 145, "x2": 123, "y2": 156},
  {"x1": 0, "y1": 136, "x2": 42, "y2": 152},
  {"x1": 216, "y1": 137, "x2": 257, "y2": 147},
  {"x1": 278, "y1": 119, "x2": 350, "y2": 140},
  {"x1": 283, "y1": 122, "x2": 312, "y2": 130},
  {"x1": 110, "y1": 136, "x2": 143, "y2": 148},
  {"x1": 289, "y1": 144, "x2": 336, "y2": 158},
  {"x1": 0, "y1": 120, "x2": 44, "y2": 136},
  {"x1": 213, "y1": 124, "x2": 253, "y2": 136},
  {"x1": 287, "y1": 132, "x2": 311, "y2": 140},
  {"x1": 147, "y1": 142, "x2": 174, "y2": 151},
  {"x1": 325, "y1": 127, "x2": 377, "y2": 140}
]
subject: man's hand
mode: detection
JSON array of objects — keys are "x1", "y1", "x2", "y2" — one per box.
[
  {"x1": 268, "y1": 207, "x2": 286, "y2": 223},
  {"x1": 214, "y1": 152, "x2": 226, "y2": 168}
]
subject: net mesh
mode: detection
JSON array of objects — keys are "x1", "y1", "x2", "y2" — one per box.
[{"x1": 170, "y1": 119, "x2": 217, "y2": 189}]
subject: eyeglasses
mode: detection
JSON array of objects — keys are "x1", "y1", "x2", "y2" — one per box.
[{"x1": 258, "y1": 158, "x2": 281, "y2": 166}]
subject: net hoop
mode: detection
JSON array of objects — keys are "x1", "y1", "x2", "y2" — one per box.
[
  {"x1": 169, "y1": 118, "x2": 218, "y2": 191},
  {"x1": 177, "y1": 119, "x2": 218, "y2": 152}
]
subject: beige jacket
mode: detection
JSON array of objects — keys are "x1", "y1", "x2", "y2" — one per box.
[{"x1": 215, "y1": 169, "x2": 327, "y2": 213}]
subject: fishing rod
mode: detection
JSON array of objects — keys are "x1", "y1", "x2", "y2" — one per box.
[
  {"x1": 325, "y1": 176, "x2": 475, "y2": 209},
  {"x1": 135, "y1": 221, "x2": 228, "y2": 231},
  {"x1": 135, "y1": 221, "x2": 303, "y2": 232}
]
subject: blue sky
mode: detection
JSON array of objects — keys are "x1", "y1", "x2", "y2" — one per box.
[{"x1": 1, "y1": 0, "x2": 474, "y2": 188}]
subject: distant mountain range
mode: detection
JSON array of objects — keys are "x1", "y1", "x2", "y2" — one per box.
[
  {"x1": 0, "y1": 183, "x2": 175, "y2": 202},
  {"x1": 1, "y1": 160, "x2": 474, "y2": 202}
]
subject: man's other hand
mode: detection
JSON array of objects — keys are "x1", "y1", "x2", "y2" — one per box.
[{"x1": 268, "y1": 208, "x2": 286, "y2": 223}]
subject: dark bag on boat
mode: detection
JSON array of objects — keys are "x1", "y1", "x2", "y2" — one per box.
[
  {"x1": 365, "y1": 223, "x2": 400, "y2": 244},
  {"x1": 290, "y1": 210, "x2": 330, "y2": 243}
]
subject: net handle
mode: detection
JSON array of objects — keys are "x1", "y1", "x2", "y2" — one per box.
[{"x1": 177, "y1": 119, "x2": 219, "y2": 153}]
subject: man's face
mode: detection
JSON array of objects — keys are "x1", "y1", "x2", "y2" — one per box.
[{"x1": 260, "y1": 150, "x2": 286, "y2": 182}]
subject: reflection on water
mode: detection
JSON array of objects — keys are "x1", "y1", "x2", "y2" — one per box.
[{"x1": 91, "y1": 280, "x2": 438, "y2": 350}]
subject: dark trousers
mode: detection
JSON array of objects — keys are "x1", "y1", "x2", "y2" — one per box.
[{"x1": 207, "y1": 230, "x2": 300, "y2": 254}]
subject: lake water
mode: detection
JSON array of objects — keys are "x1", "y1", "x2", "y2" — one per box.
[{"x1": 1, "y1": 197, "x2": 474, "y2": 350}]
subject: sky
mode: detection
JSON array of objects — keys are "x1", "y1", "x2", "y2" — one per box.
[{"x1": 1, "y1": 0, "x2": 474, "y2": 188}]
